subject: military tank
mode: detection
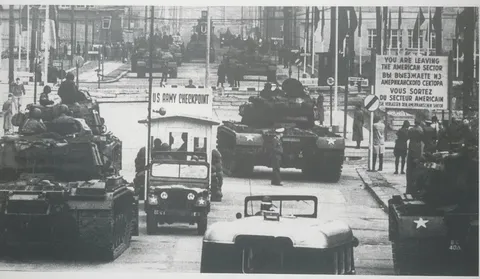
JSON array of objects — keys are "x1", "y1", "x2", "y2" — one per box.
[
  {"x1": 225, "y1": 46, "x2": 277, "y2": 82},
  {"x1": 184, "y1": 11, "x2": 215, "y2": 63},
  {"x1": 388, "y1": 116, "x2": 479, "y2": 276},
  {"x1": 217, "y1": 78, "x2": 345, "y2": 182},
  {"x1": 0, "y1": 95, "x2": 139, "y2": 261}
]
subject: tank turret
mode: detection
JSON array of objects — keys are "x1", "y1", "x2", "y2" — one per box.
[{"x1": 239, "y1": 78, "x2": 315, "y2": 128}]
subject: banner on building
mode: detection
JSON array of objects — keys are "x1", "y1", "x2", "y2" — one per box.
[{"x1": 375, "y1": 55, "x2": 448, "y2": 110}]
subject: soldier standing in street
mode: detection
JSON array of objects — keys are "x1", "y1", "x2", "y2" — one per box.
[
  {"x1": 406, "y1": 119, "x2": 424, "y2": 194},
  {"x1": 160, "y1": 62, "x2": 168, "y2": 84},
  {"x1": 270, "y1": 128, "x2": 284, "y2": 186},
  {"x1": 11, "y1": 78, "x2": 26, "y2": 112},
  {"x1": 316, "y1": 92, "x2": 325, "y2": 125},
  {"x1": 217, "y1": 60, "x2": 226, "y2": 88},
  {"x1": 352, "y1": 104, "x2": 364, "y2": 149}
]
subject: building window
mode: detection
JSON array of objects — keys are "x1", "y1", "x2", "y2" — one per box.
[
  {"x1": 428, "y1": 32, "x2": 436, "y2": 49},
  {"x1": 367, "y1": 29, "x2": 377, "y2": 49},
  {"x1": 388, "y1": 29, "x2": 403, "y2": 49},
  {"x1": 408, "y1": 29, "x2": 424, "y2": 49}
]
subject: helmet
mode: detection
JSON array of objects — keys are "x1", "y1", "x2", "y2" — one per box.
[
  {"x1": 260, "y1": 196, "x2": 273, "y2": 211},
  {"x1": 66, "y1": 72, "x2": 75, "y2": 80},
  {"x1": 30, "y1": 107, "x2": 42, "y2": 119},
  {"x1": 58, "y1": 104, "x2": 70, "y2": 115},
  {"x1": 160, "y1": 143, "x2": 170, "y2": 151}
]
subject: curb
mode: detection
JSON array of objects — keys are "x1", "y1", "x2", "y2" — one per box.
[{"x1": 356, "y1": 167, "x2": 397, "y2": 214}]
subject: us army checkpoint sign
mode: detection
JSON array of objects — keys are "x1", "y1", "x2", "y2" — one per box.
[
  {"x1": 150, "y1": 87, "x2": 213, "y2": 118},
  {"x1": 374, "y1": 55, "x2": 448, "y2": 110},
  {"x1": 364, "y1": 95, "x2": 380, "y2": 112}
]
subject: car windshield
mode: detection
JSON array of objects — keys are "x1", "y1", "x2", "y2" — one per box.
[
  {"x1": 245, "y1": 199, "x2": 315, "y2": 217},
  {"x1": 151, "y1": 163, "x2": 208, "y2": 179}
]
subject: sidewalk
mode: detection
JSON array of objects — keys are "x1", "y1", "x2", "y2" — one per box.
[
  {"x1": 356, "y1": 160, "x2": 406, "y2": 213},
  {"x1": 78, "y1": 62, "x2": 126, "y2": 83}
]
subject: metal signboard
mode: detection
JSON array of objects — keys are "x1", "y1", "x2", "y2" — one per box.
[
  {"x1": 150, "y1": 87, "x2": 213, "y2": 119},
  {"x1": 299, "y1": 78, "x2": 317, "y2": 87},
  {"x1": 102, "y1": 16, "x2": 112, "y2": 29},
  {"x1": 374, "y1": 55, "x2": 448, "y2": 110},
  {"x1": 364, "y1": 95, "x2": 380, "y2": 112}
]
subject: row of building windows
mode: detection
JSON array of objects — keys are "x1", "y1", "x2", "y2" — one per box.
[{"x1": 367, "y1": 29, "x2": 437, "y2": 49}]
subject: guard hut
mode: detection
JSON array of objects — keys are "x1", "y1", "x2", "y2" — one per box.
[{"x1": 138, "y1": 86, "x2": 219, "y2": 197}]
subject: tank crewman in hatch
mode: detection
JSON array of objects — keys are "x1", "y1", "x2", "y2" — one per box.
[
  {"x1": 260, "y1": 83, "x2": 272, "y2": 98},
  {"x1": 40, "y1": 85, "x2": 55, "y2": 106},
  {"x1": 51, "y1": 104, "x2": 82, "y2": 135},
  {"x1": 58, "y1": 72, "x2": 81, "y2": 105},
  {"x1": 20, "y1": 108, "x2": 47, "y2": 135},
  {"x1": 270, "y1": 128, "x2": 284, "y2": 186}
]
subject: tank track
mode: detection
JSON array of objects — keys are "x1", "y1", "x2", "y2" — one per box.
[{"x1": 76, "y1": 196, "x2": 133, "y2": 261}]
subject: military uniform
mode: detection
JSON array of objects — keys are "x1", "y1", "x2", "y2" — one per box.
[
  {"x1": 271, "y1": 128, "x2": 284, "y2": 186},
  {"x1": 406, "y1": 124, "x2": 424, "y2": 194},
  {"x1": 21, "y1": 118, "x2": 47, "y2": 135},
  {"x1": 211, "y1": 149, "x2": 223, "y2": 201}
]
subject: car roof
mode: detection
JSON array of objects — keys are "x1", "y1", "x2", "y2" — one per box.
[{"x1": 203, "y1": 216, "x2": 354, "y2": 249}]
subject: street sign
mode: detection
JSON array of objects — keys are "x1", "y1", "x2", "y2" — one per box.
[
  {"x1": 327, "y1": 77, "x2": 335, "y2": 86},
  {"x1": 300, "y1": 53, "x2": 312, "y2": 57},
  {"x1": 73, "y1": 56, "x2": 85, "y2": 67},
  {"x1": 102, "y1": 16, "x2": 112, "y2": 29},
  {"x1": 364, "y1": 95, "x2": 380, "y2": 112},
  {"x1": 295, "y1": 58, "x2": 302, "y2": 66},
  {"x1": 291, "y1": 49, "x2": 300, "y2": 53},
  {"x1": 299, "y1": 78, "x2": 317, "y2": 87}
]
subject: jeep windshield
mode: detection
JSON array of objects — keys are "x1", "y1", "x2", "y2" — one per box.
[
  {"x1": 151, "y1": 163, "x2": 208, "y2": 180},
  {"x1": 244, "y1": 195, "x2": 318, "y2": 218}
]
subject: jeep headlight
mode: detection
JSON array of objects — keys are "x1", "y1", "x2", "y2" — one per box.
[
  {"x1": 148, "y1": 194, "x2": 158, "y2": 205},
  {"x1": 187, "y1": 193, "x2": 195, "y2": 200},
  {"x1": 160, "y1": 192, "x2": 168, "y2": 199}
]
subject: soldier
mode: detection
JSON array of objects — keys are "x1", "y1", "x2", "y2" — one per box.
[
  {"x1": 316, "y1": 92, "x2": 325, "y2": 125},
  {"x1": 51, "y1": 104, "x2": 82, "y2": 135},
  {"x1": 217, "y1": 60, "x2": 226, "y2": 88},
  {"x1": 234, "y1": 63, "x2": 242, "y2": 88},
  {"x1": 135, "y1": 138, "x2": 162, "y2": 173},
  {"x1": 186, "y1": 79, "x2": 196, "y2": 88},
  {"x1": 352, "y1": 104, "x2": 364, "y2": 149},
  {"x1": 406, "y1": 119, "x2": 424, "y2": 194},
  {"x1": 423, "y1": 120, "x2": 437, "y2": 153},
  {"x1": 40, "y1": 85, "x2": 55, "y2": 106},
  {"x1": 260, "y1": 83, "x2": 272, "y2": 98},
  {"x1": 255, "y1": 196, "x2": 278, "y2": 215},
  {"x1": 160, "y1": 62, "x2": 168, "y2": 84},
  {"x1": 211, "y1": 149, "x2": 223, "y2": 201},
  {"x1": 58, "y1": 72, "x2": 81, "y2": 105},
  {"x1": 20, "y1": 108, "x2": 47, "y2": 135},
  {"x1": 270, "y1": 128, "x2": 284, "y2": 186}
]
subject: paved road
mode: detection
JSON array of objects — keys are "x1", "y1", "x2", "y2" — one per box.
[{"x1": 0, "y1": 101, "x2": 393, "y2": 274}]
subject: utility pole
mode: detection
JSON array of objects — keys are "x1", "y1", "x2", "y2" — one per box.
[
  {"x1": 146, "y1": 5, "x2": 155, "y2": 201},
  {"x1": 8, "y1": 5, "x2": 15, "y2": 91},
  {"x1": 71, "y1": 6, "x2": 75, "y2": 66},
  {"x1": 44, "y1": 5, "x2": 50, "y2": 85},
  {"x1": 144, "y1": 6, "x2": 148, "y2": 36},
  {"x1": 85, "y1": 6, "x2": 89, "y2": 60},
  {"x1": 462, "y1": 7, "x2": 476, "y2": 116},
  {"x1": 206, "y1": 7, "x2": 211, "y2": 88},
  {"x1": 29, "y1": 6, "x2": 38, "y2": 73},
  {"x1": 241, "y1": 7, "x2": 244, "y2": 39}
]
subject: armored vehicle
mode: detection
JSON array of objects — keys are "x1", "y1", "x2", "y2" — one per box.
[
  {"x1": 388, "y1": 118, "x2": 478, "y2": 276},
  {"x1": 225, "y1": 46, "x2": 277, "y2": 82},
  {"x1": 135, "y1": 49, "x2": 178, "y2": 78},
  {"x1": 201, "y1": 195, "x2": 359, "y2": 274},
  {"x1": 184, "y1": 11, "x2": 215, "y2": 62},
  {"x1": 0, "y1": 97, "x2": 139, "y2": 261},
  {"x1": 217, "y1": 78, "x2": 345, "y2": 182}
]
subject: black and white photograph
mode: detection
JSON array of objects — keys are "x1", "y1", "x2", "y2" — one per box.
[{"x1": 0, "y1": 2, "x2": 478, "y2": 276}]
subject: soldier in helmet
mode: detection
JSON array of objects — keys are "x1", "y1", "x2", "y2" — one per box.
[
  {"x1": 58, "y1": 72, "x2": 81, "y2": 105},
  {"x1": 260, "y1": 83, "x2": 272, "y2": 98},
  {"x1": 211, "y1": 149, "x2": 223, "y2": 201},
  {"x1": 255, "y1": 196, "x2": 277, "y2": 215},
  {"x1": 51, "y1": 104, "x2": 82, "y2": 135},
  {"x1": 40, "y1": 85, "x2": 55, "y2": 106},
  {"x1": 270, "y1": 128, "x2": 284, "y2": 186},
  {"x1": 20, "y1": 107, "x2": 47, "y2": 135}
]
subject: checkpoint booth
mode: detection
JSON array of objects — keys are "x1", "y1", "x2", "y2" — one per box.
[{"x1": 138, "y1": 87, "x2": 219, "y2": 198}]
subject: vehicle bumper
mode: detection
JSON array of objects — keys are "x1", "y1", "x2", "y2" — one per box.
[{"x1": 148, "y1": 208, "x2": 207, "y2": 223}]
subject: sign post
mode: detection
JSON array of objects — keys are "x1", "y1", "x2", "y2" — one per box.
[
  {"x1": 364, "y1": 88, "x2": 380, "y2": 171},
  {"x1": 327, "y1": 77, "x2": 335, "y2": 127}
]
